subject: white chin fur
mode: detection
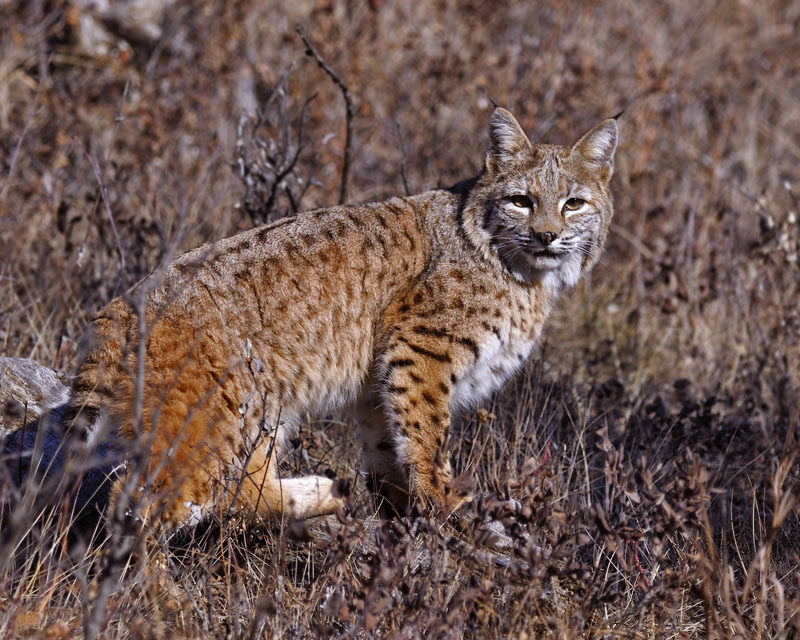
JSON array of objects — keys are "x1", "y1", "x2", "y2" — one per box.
[
  {"x1": 539, "y1": 254, "x2": 583, "y2": 293},
  {"x1": 528, "y1": 254, "x2": 563, "y2": 270}
]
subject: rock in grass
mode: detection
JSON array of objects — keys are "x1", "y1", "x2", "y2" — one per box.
[
  {"x1": 0, "y1": 356, "x2": 70, "y2": 434},
  {"x1": 0, "y1": 357, "x2": 116, "y2": 526}
]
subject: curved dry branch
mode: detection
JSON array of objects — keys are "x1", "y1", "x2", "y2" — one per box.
[{"x1": 296, "y1": 26, "x2": 354, "y2": 206}]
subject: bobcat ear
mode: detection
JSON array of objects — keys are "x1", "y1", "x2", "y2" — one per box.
[
  {"x1": 572, "y1": 118, "x2": 618, "y2": 183},
  {"x1": 486, "y1": 108, "x2": 531, "y2": 173}
]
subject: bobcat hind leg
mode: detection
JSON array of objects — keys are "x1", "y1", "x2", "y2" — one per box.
[
  {"x1": 355, "y1": 397, "x2": 412, "y2": 518},
  {"x1": 235, "y1": 442, "x2": 343, "y2": 520}
]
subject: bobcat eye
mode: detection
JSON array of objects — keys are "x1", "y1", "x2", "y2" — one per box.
[
  {"x1": 509, "y1": 194, "x2": 533, "y2": 209},
  {"x1": 563, "y1": 198, "x2": 585, "y2": 211}
]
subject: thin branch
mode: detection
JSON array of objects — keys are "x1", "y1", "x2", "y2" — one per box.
[
  {"x1": 254, "y1": 60, "x2": 296, "y2": 131},
  {"x1": 295, "y1": 26, "x2": 354, "y2": 206},
  {"x1": 262, "y1": 92, "x2": 318, "y2": 217},
  {"x1": 75, "y1": 138, "x2": 127, "y2": 294}
]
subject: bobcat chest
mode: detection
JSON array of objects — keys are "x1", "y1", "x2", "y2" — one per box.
[{"x1": 451, "y1": 320, "x2": 538, "y2": 409}]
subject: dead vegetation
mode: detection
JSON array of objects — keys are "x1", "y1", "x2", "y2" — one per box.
[{"x1": 1, "y1": 0, "x2": 799, "y2": 637}]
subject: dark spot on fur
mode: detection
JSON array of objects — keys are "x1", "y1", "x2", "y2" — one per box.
[
  {"x1": 459, "y1": 337, "x2": 480, "y2": 359},
  {"x1": 412, "y1": 325, "x2": 479, "y2": 359},
  {"x1": 403, "y1": 228, "x2": 416, "y2": 250},
  {"x1": 422, "y1": 392, "x2": 436, "y2": 406},
  {"x1": 347, "y1": 211, "x2": 364, "y2": 228},
  {"x1": 385, "y1": 202, "x2": 405, "y2": 217},
  {"x1": 406, "y1": 343, "x2": 452, "y2": 363},
  {"x1": 412, "y1": 325, "x2": 447, "y2": 338},
  {"x1": 386, "y1": 358, "x2": 415, "y2": 377}
]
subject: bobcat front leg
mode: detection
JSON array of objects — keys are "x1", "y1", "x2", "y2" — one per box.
[{"x1": 379, "y1": 324, "x2": 475, "y2": 514}]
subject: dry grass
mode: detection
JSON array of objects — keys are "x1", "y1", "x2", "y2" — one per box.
[{"x1": 1, "y1": 0, "x2": 799, "y2": 637}]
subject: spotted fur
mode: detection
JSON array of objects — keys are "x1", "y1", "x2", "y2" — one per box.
[{"x1": 67, "y1": 108, "x2": 618, "y2": 528}]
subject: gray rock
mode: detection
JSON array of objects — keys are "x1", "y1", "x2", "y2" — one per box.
[
  {"x1": 0, "y1": 357, "x2": 117, "y2": 527},
  {"x1": 0, "y1": 356, "x2": 70, "y2": 434}
]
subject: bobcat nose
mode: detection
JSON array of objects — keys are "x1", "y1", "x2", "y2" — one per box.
[{"x1": 534, "y1": 231, "x2": 557, "y2": 246}]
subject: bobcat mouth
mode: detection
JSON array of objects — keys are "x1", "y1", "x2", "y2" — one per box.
[
  {"x1": 492, "y1": 230, "x2": 567, "y2": 282},
  {"x1": 530, "y1": 247, "x2": 562, "y2": 258},
  {"x1": 526, "y1": 247, "x2": 566, "y2": 271},
  {"x1": 528, "y1": 245, "x2": 566, "y2": 263}
]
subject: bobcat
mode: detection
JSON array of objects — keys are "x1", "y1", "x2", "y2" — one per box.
[{"x1": 66, "y1": 108, "x2": 618, "y2": 530}]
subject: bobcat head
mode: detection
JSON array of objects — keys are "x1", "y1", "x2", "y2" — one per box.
[{"x1": 462, "y1": 108, "x2": 618, "y2": 292}]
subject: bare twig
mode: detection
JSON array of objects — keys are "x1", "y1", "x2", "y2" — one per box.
[
  {"x1": 75, "y1": 138, "x2": 127, "y2": 296},
  {"x1": 295, "y1": 26, "x2": 354, "y2": 206},
  {"x1": 235, "y1": 71, "x2": 316, "y2": 225},
  {"x1": 261, "y1": 92, "x2": 318, "y2": 218},
  {"x1": 254, "y1": 61, "x2": 296, "y2": 131}
]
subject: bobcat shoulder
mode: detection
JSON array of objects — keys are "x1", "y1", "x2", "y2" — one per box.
[{"x1": 67, "y1": 108, "x2": 618, "y2": 528}]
